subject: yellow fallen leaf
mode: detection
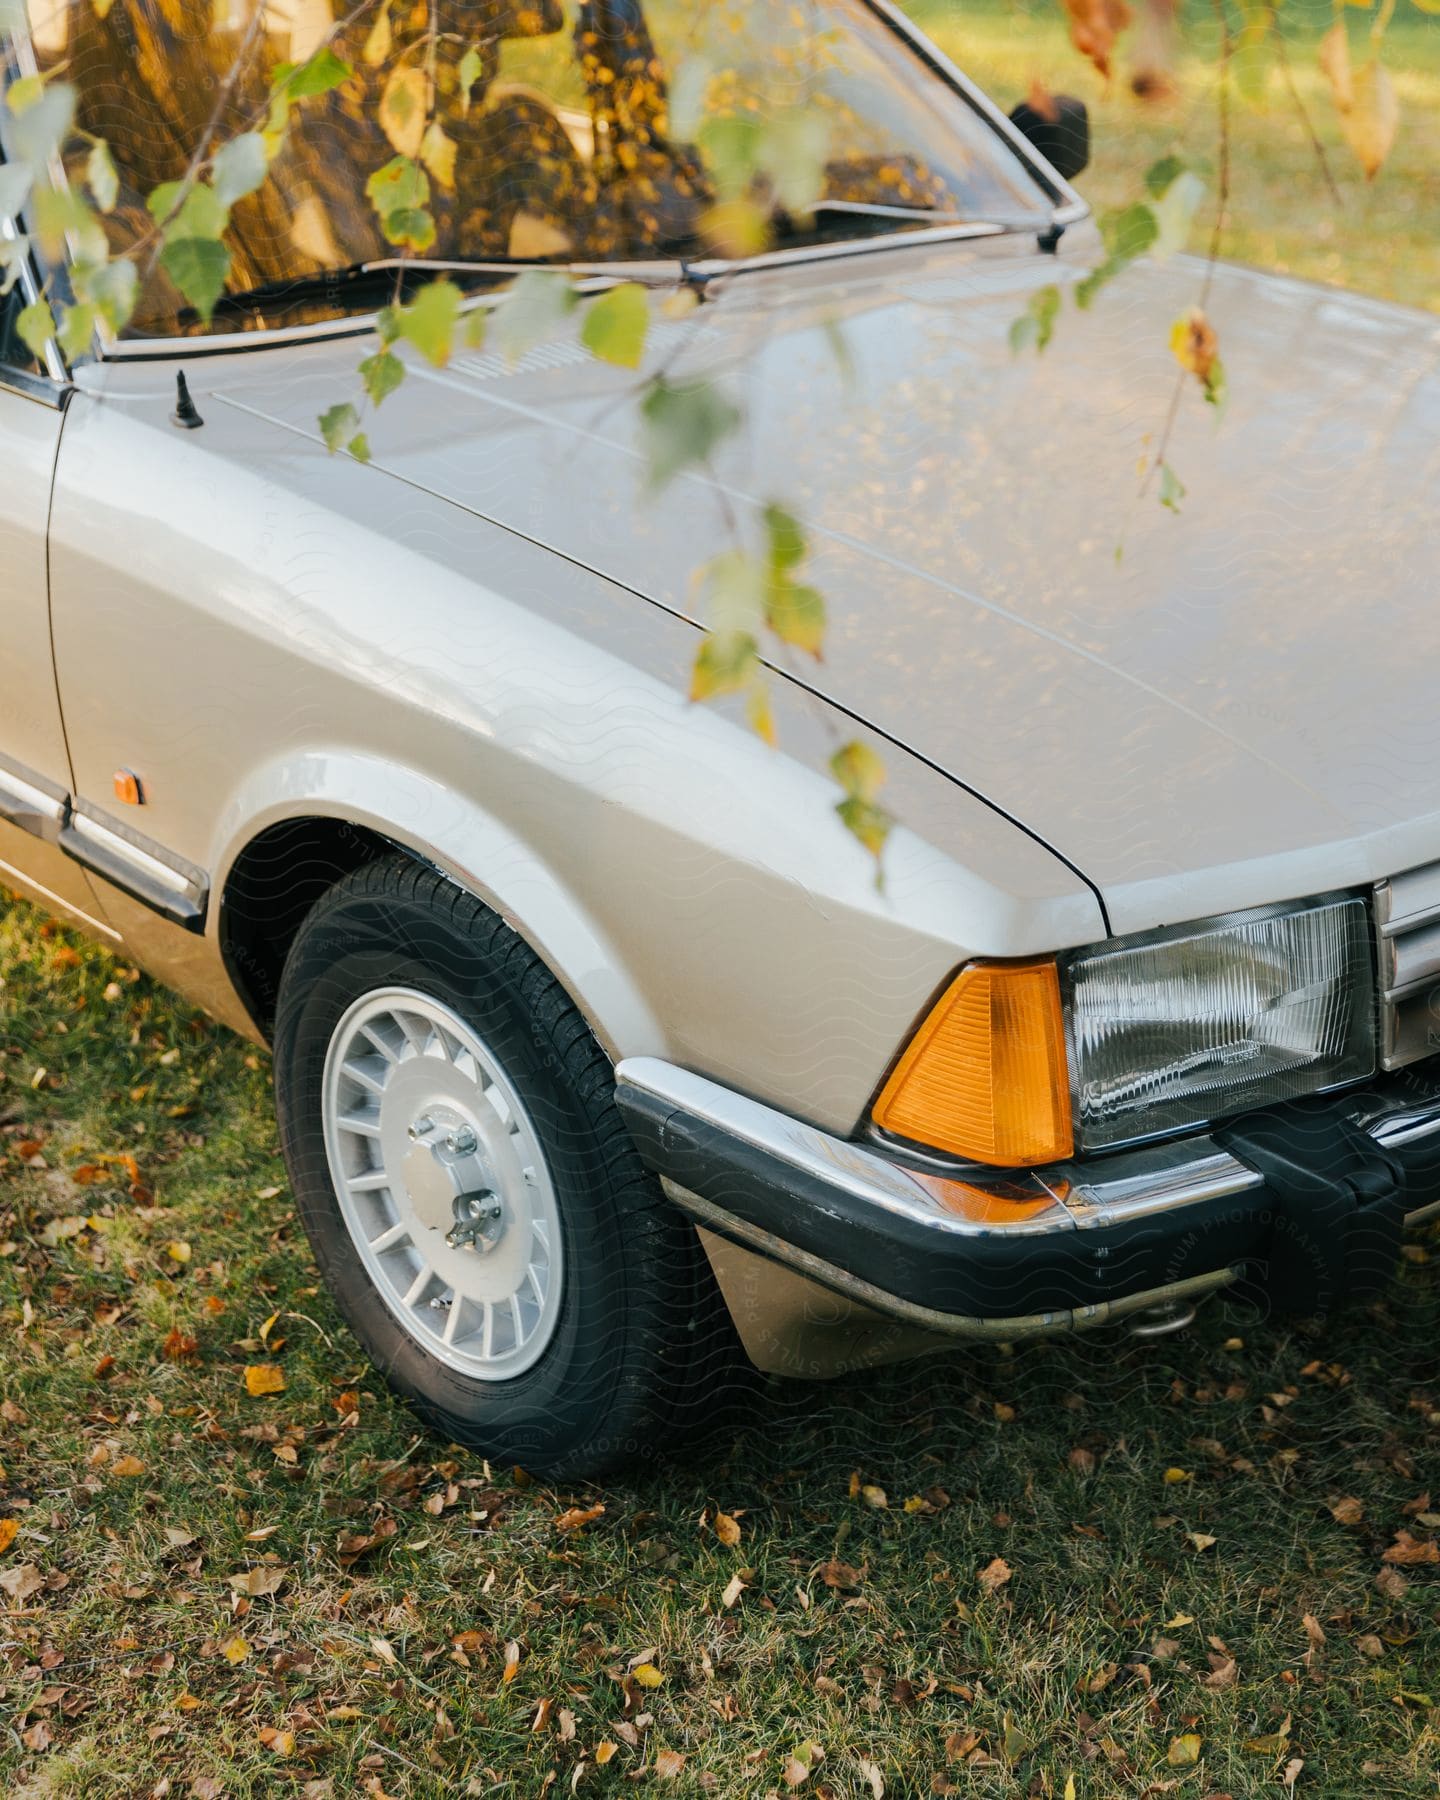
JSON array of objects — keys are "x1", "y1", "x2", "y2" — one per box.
[
  {"x1": 502, "y1": 1639, "x2": 522, "y2": 1684},
  {"x1": 713, "y1": 1511, "x2": 742, "y2": 1546},
  {"x1": 861, "y1": 1484, "x2": 888, "y2": 1509},
  {"x1": 112, "y1": 1454, "x2": 146, "y2": 1477},
  {"x1": 0, "y1": 1519, "x2": 19, "y2": 1554},
  {"x1": 1163, "y1": 1467, "x2": 1192, "y2": 1484},
  {"x1": 631, "y1": 1662, "x2": 665, "y2": 1688},
  {"x1": 221, "y1": 1636, "x2": 250, "y2": 1664},
  {"x1": 165, "y1": 1240, "x2": 191, "y2": 1263},
  {"x1": 176, "y1": 1692, "x2": 202, "y2": 1712},
  {"x1": 595, "y1": 1741, "x2": 618, "y2": 1766},
  {"x1": 1168, "y1": 1733, "x2": 1203, "y2": 1766},
  {"x1": 244, "y1": 1364, "x2": 285, "y2": 1397},
  {"x1": 1186, "y1": 1532, "x2": 1217, "y2": 1552}
]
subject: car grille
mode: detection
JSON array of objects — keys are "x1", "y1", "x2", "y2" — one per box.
[{"x1": 1375, "y1": 860, "x2": 1440, "y2": 1069}]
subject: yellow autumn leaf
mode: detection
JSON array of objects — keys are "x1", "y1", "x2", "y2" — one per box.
[
  {"x1": 714, "y1": 1511, "x2": 742, "y2": 1546},
  {"x1": 1168, "y1": 1733, "x2": 1203, "y2": 1766},
  {"x1": 165, "y1": 1240, "x2": 191, "y2": 1263},
  {"x1": 0, "y1": 1519, "x2": 18, "y2": 1554},
  {"x1": 1319, "y1": 21, "x2": 1353, "y2": 112},
  {"x1": 244, "y1": 1364, "x2": 285, "y2": 1397},
  {"x1": 112, "y1": 1454, "x2": 146, "y2": 1477},
  {"x1": 1339, "y1": 60, "x2": 1399, "y2": 180},
  {"x1": 502, "y1": 1639, "x2": 521, "y2": 1683},
  {"x1": 595, "y1": 1741, "x2": 618, "y2": 1766},
  {"x1": 379, "y1": 65, "x2": 431, "y2": 160},
  {"x1": 362, "y1": 5, "x2": 391, "y2": 67},
  {"x1": 420, "y1": 120, "x2": 457, "y2": 190},
  {"x1": 221, "y1": 1636, "x2": 250, "y2": 1664},
  {"x1": 631, "y1": 1662, "x2": 665, "y2": 1688},
  {"x1": 1163, "y1": 1467, "x2": 1193, "y2": 1484}
]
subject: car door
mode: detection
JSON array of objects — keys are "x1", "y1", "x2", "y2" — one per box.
[{"x1": 0, "y1": 261, "x2": 120, "y2": 944}]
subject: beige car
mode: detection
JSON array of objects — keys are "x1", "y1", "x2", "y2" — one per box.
[{"x1": 4, "y1": 0, "x2": 1439, "y2": 1475}]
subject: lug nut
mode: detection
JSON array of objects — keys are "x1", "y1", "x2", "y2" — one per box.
[
  {"x1": 408, "y1": 1115, "x2": 435, "y2": 1142},
  {"x1": 446, "y1": 1124, "x2": 478, "y2": 1156}
]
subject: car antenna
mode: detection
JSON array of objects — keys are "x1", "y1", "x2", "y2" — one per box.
[{"x1": 171, "y1": 370, "x2": 204, "y2": 430}]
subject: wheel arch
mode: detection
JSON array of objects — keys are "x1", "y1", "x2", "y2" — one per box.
[{"x1": 212, "y1": 753, "x2": 667, "y2": 1062}]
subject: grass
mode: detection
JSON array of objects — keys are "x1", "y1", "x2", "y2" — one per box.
[
  {"x1": 1, "y1": 905, "x2": 1438, "y2": 1799},
  {"x1": 4, "y1": 6, "x2": 1440, "y2": 1794},
  {"x1": 912, "y1": 0, "x2": 1440, "y2": 312}
]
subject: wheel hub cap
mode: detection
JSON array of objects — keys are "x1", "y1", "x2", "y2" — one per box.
[{"x1": 321, "y1": 988, "x2": 564, "y2": 1380}]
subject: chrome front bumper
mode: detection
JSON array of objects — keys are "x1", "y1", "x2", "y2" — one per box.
[{"x1": 615, "y1": 1058, "x2": 1440, "y2": 1338}]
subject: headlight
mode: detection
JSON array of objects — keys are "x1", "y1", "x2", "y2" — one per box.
[{"x1": 1064, "y1": 895, "x2": 1375, "y2": 1152}]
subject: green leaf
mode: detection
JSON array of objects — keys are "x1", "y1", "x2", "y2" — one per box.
[
  {"x1": 639, "y1": 377, "x2": 741, "y2": 488},
  {"x1": 463, "y1": 308, "x2": 488, "y2": 350},
  {"x1": 359, "y1": 348, "x2": 406, "y2": 406},
  {"x1": 392, "y1": 278, "x2": 463, "y2": 367},
  {"x1": 2, "y1": 72, "x2": 45, "y2": 115},
  {"x1": 1144, "y1": 152, "x2": 1187, "y2": 198},
  {"x1": 1158, "y1": 461, "x2": 1186, "y2": 513},
  {"x1": 160, "y1": 237, "x2": 231, "y2": 322},
  {"x1": 835, "y1": 794, "x2": 892, "y2": 860},
  {"x1": 148, "y1": 180, "x2": 229, "y2": 241},
  {"x1": 698, "y1": 550, "x2": 766, "y2": 637},
  {"x1": 1101, "y1": 201, "x2": 1160, "y2": 263},
  {"x1": 32, "y1": 184, "x2": 107, "y2": 261},
  {"x1": 346, "y1": 432, "x2": 371, "y2": 463},
  {"x1": 764, "y1": 504, "x2": 806, "y2": 574},
  {"x1": 73, "y1": 256, "x2": 138, "y2": 334},
  {"x1": 580, "y1": 281, "x2": 649, "y2": 369},
  {"x1": 0, "y1": 162, "x2": 33, "y2": 224},
  {"x1": 830, "y1": 740, "x2": 886, "y2": 803},
  {"x1": 366, "y1": 155, "x2": 429, "y2": 219},
  {"x1": 766, "y1": 580, "x2": 826, "y2": 656},
  {"x1": 493, "y1": 269, "x2": 579, "y2": 363},
  {"x1": 1151, "y1": 170, "x2": 1205, "y2": 260},
  {"x1": 698, "y1": 114, "x2": 765, "y2": 199},
  {"x1": 760, "y1": 110, "x2": 830, "y2": 216},
  {"x1": 690, "y1": 630, "x2": 759, "y2": 702},
  {"x1": 380, "y1": 206, "x2": 436, "y2": 251},
  {"x1": 56, "y1": 300, "x2": 97, "y2": 359},
  {"x1": 1027, "y1": 283, "x2": 1061, "y2": 352},
  {"x1": 1008, "y1": 313, "x2": 1036, "y2": 356},
  {"x1": 319, "y1": 402, "x2": 359, "y2": 453},
  {"x1": 211, "y1": 133, "x2": 268, "y2": 208},
  {"x1": 85, "y1": 140, "x2": 118, "y2": 212},
  {"x1": 8, "y1": 82, "x2": 74, "y2": 166},
  {"x1": 274, "y1": 46, "x2": 353, "y2": 101},
  {"x1": 16, "y1": 297, "x2": 55, "y2": 360},
  {"x1": 458, "y1": 46, "x2": 483, "y2": 114}
]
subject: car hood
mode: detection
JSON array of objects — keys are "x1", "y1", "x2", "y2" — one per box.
[{"x1": 214, "y1": 237, "x2": 1440, "y2": 933}]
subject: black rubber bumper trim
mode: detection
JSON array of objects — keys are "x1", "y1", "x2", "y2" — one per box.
[{"x1": 616, "y1": 1084, "x2": 1269, "y2": 1320}]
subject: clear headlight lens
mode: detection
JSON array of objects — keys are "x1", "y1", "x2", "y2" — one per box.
[{"x1": 1065, "y1": 896, "x2": 1375, "y2": 1152}]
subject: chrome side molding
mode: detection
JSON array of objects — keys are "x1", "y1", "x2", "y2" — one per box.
[{"x1": 0, "y1": 752, "x2": 208, "y2": 933}]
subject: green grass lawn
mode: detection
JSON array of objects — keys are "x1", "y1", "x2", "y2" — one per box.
[
  {"x1": 4, "y1": 6, "x2": 1440, "y2": 1795},
  {"x1": 2, "y1": 916, "x2": 1438, "y2": 1799},
  {"x1": 913, "y1": 0, "x2": 1440, "y2": 312}
]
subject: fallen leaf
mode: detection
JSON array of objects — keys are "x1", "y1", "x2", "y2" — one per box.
[
  {"x1": 856, "y1": 1757, "x2": 885, "y2": 1799},
  {"x1": 714, "y1": 1511, "x2": 742, "y2": 1546},
  {"x1": 1375, "y1": 1565, "x2": 1409, "y2": 1601},
  {"x1": 0, "y1": 1562, "x2": 44, "y2": 1602},
  {"x1": 227, "y1": 1566, "x2": 287, "y2": 1597},
  {"x1": 1186, "y1": 1532, "x2": 1217, "y2": 1553},
  {"x1": 220, "y1": 1636, "x2": 250, "y2": 1664},
  {"x1": 1383, "y1": 1530, "x2": 1438, "y2": 1566},
  {"x1": 1167, "y1": 1734, "x2": 1203, "y2": 1766},
  {"x1": 1328, "y1": 1496, "x2": 1364, "y2": 1526},
  {"x1": 0, "y1": 1519, "x2": 18, "y2": 1554},
  {"x1": 112, "y1": 1455, "x2": 146, "y2": 1478},
  {"x1": 555, "y1": 1503, "x2": 605, "y2": 1533},
  {"x1": 502, "y1": 1639, "x2": 522, "y2": 1684},
  {"x1": 654, "y1": 1748, "x2": 686, "y2": 1779},
  {"x1": 977, "y1": 1557, "x2": 1013, "y2": 1594},
  {"x1": 721, "y1": 1571, "x2": 746, "y2": 1608},
  {"x1": 595, "y1": 1741, "x2": 618, "y2": 1766},
  {"x1": 244, "y1": 1364, "x2": 285, "y2": 1397},
  {"x1": 820, "y1": 1559, "x2": 862, "y2": 1591},
  {"x1": 861, "y1": 1484, "x2": 888, "y2": 1509},
  {"x1": 631, "y1": 1661, "x2": 664, "y2": 1688}
]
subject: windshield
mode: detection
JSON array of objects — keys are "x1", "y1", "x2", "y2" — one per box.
[{"x1": 13, "y1": 0, "x2": 1050, "y2": 339}]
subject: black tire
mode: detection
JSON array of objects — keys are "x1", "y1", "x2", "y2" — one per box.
[{"x1": 272, "y1": 854, "x2": 751, "y2": 1478}]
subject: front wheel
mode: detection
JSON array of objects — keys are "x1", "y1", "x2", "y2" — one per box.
[{"x1": 272, "y1": 856, "x2": 748, "y2": 1477}]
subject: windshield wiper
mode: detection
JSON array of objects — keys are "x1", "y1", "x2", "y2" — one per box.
[{"x1": 211, "y1": 255, "x2": 550, "y2": 319}]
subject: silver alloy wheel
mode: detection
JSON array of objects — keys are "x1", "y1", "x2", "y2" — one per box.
[{"x1": 321, "y1": 987, "x2": 564, "y2": 1381}]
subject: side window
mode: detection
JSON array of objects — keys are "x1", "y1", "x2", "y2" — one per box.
[{"x1": 0, "y1": 268, "x2": 43, "y2": 375}]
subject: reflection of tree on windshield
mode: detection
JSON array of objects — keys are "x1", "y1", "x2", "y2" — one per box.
[{"x1": 41, "y1": 0, "x2": 1045, "y2": 336}]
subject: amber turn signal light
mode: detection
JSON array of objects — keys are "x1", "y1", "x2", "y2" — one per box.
[{"x1": 871, "y1": 959, "x2": 1073, "y2": 1167}]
